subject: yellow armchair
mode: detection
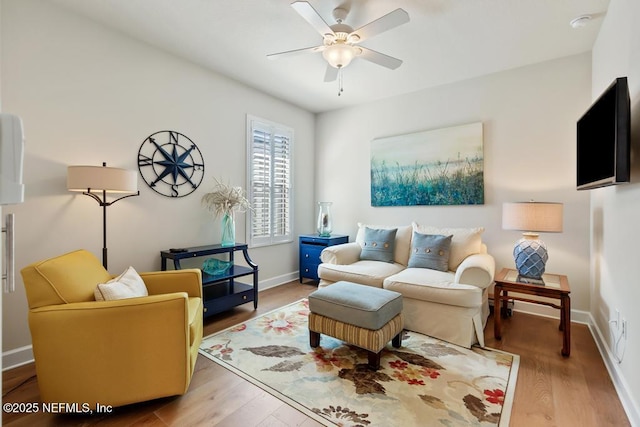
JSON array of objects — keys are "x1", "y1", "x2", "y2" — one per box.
[{"x1": 20, "y1": 249, "x2": 203, "y2": 409}]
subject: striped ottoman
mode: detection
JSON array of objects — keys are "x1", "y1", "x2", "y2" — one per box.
[{"x1": 308, "y1": 281, "x2": 403, "y2": 370}]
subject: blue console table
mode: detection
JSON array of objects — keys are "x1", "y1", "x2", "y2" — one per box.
[{"x1": 161, "y1": 243, "x2": 258, "y2": 318}]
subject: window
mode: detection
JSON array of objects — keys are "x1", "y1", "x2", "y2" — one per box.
[{"x1": 246, "y1": 115, "x2": 293, "y2": 247}]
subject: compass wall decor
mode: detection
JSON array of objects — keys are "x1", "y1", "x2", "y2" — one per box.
[{"x1": 138, "y1": 130, "x2": 205, "y2": 197}]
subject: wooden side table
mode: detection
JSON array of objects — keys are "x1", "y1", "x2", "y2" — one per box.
[{"x1": 493, "y1": 268, "x2": 571, "y2": 356}]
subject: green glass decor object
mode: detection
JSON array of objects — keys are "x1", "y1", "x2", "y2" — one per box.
[
  {"x1": 202, "y1": 258, "x2": 232, "y2": 276},
  {"x1": 221, "y1": 211, "x2": 235, "y2": 247},
  {"x1": 317, "y1": 201, "x2": 333, "y2": 237}
]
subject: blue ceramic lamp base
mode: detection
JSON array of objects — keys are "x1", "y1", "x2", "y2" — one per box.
[{"x1": 513, "y1": 235, "x2": 548, "y2": 279}]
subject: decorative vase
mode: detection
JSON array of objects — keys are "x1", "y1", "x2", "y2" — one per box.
[
  {"x1": 513, "y1": 234, "x2": 548, "y2": 279},
  {"x1": 316, "y1": 201, "x2": 333, "y2": 237},
  {"x1": 221, "y1": 211, "x2": 235, "y2": 247}
]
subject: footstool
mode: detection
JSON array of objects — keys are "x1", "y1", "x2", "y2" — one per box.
[{"x1": 308, "y1": 281, "x2": 403, "y2": 370}]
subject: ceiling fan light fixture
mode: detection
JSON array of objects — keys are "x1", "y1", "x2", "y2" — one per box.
[
  {"x1": 570, "y1": 14, "x2": 592, "y2": 28},
  {"x1": 322, "y1": 43, "x2": 356, "y2": 68}
]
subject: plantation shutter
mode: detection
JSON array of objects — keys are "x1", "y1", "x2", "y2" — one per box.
[{"x1": 247, "y1": 116, "x2": 293, "y2": 247}]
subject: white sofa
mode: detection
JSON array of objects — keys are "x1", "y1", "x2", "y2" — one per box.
[{"x1": 317, "y1": 222, "x2": 495, "y2": 348}]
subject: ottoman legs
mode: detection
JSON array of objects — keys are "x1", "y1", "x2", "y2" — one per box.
[
  {"x1": 309, "y1": 329, "x2": 403, "y2": 370},
  {"x1": 309, "y1": 330, "x2": 320, "y2": 348},
  {"x1": 392, "y1": 331, "x2": 402, "y2": 348}
]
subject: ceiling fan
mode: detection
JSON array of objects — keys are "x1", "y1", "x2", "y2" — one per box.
[{"x1": 268, "y1": 1, "x2": 410, "y2": 86}]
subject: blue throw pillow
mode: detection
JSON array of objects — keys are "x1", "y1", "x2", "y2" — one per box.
[
  {"x1": 408, "y1": 232, "x2": 452, "y2": 271},
  {"x1": 360, "y1": 227, "x2": 397, "y2": 263}
]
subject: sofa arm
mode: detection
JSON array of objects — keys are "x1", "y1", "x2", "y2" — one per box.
[
  {"x1": 320, "y1": 242, "x2": 362, "y2": 265},
  {"x1": 454, "y1": 253, "x2": 495, "y2": 289}
]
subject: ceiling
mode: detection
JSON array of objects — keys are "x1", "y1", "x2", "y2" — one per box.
[{"x1": 51, "y1": 0, "x2": 610, "y2": 113}]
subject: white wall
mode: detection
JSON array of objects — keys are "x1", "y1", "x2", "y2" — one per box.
[
  {"x1": 316, "y1": 53, "x2": 592, "y2": 313},
  {"x1": 591, "y1": 0, "x2": 640, "y2": 423},
  {"x1": 0, "y1": 0, "x2": 316, "y2": 365}
]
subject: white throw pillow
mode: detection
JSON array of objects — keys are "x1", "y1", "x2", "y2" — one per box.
[
  {"x1": 411, "y1": 223, "x2": 484, "y2": 270},
  {"x1": 95, "y1": 266, "x2": 148, "y2": 301}
]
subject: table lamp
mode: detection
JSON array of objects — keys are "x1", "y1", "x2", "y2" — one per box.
[
  {"x1": 502, "y1": 201, "x2": 563, "y2": 279},
  {"x1": 67, "y1": 162, "x2": 139, "y2": 269}
]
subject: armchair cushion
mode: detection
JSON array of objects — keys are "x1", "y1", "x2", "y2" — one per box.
[{"x1": 95, "y1": 266, "x2": 148, "y2": 301}]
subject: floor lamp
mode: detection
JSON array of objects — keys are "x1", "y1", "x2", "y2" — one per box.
[{"x1": 67, "y1": 162, "x2": 139, "y2": 270}]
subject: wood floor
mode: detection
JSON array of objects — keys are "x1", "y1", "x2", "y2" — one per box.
[{"x1": 2, "y1": 281, "x2": 630, "y2": 426}]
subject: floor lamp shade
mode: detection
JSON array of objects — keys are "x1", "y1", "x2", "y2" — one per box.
[
  {"x1": 67, "y1": 163, "x2": 139, "y2": 270},
  {"x1": 502, "y1": 202, "x2": 563, "y2": 279},
  {"x1": 67, "y1": 165, "x2": 138, "y2": 193}
]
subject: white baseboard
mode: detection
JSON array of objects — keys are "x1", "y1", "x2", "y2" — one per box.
[
  {"x1": 2, "y1": 345, "x2": 34, "y2": 371},
  {"x1": 258, "y1": 272, "x2": 300, "y2": 291},
  {"x1": 587, "y1": 313, "x2": 640, "y2": 426},
  {"x1": 512, "y1": 300, "x2": 591, "y2": 324}
]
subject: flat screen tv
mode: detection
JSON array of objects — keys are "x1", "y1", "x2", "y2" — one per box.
[{"x1": 577, "y1": 77, "x2": 631, "y2": 190}]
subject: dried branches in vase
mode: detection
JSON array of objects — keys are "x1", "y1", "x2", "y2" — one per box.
[
  {"x1": 201, "y1": 178, "x2": 251, "y2": 246},
  {"x1": 201, "y1": 177, "x2": 251, "y2": 218}
]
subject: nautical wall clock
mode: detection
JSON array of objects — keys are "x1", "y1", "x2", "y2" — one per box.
[{"x1": 138, "y1": 130, "x2": 205, "y2": 198}]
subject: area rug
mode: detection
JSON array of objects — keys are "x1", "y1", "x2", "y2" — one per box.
[{"x1": 199, "y1": 299, "x2": 519, "y2": 427}]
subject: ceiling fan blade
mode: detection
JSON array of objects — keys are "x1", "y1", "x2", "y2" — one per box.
[
  {"x1": 350, "y1": 8, "x2": 410, "y2": 42},
  {"x1": 358, "y1": 47, "x2": 403, "y2": 70},
  {"x1": 291, "y1": 1, "x2": 335, "y2": 38},
  {"x1": 324, "y1": 65, "x2": 339, "y2": 82},
  {"x1": 267, "y1": 45, "x2": 324, "y2": 60}
]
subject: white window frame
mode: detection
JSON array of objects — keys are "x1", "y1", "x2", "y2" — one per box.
[{"x1": 246, "y1": 115, "x2": 294, "y2": 248}]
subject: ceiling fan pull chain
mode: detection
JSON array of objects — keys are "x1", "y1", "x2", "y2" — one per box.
[{"x1": 338, "y1": 67, "x2": 344, "y2": 96}]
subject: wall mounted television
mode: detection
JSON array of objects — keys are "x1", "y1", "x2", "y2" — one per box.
[{"x1": 577, "y1": 76, "x2": 631, "y2": 190}]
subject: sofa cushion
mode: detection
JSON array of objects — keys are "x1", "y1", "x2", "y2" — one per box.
[
  {"x1": 408, "y1": 232, "x2": 452, "y2": 271},
  {"x1": 309, "y1": 281, "x2": 403, "y2": 330},
  {"x1": 356, "y1": 223, "x2": 412, "y2": 266},
  {"x1": 383, "y1": 268, "x2": 482, "y2": 308},
  {"x1": 412, "y1": 223, "x2": 484, "y2": 270},
  {"x1": 360, "y1": 227, "x2": 397, "y2": 263},
  {"x1": 318, "y1": 260, "x2": 405, "y2": 288}
]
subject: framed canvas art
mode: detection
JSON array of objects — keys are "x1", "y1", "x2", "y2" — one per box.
[{"x1": 371, "y1": 122, "x2": 484, "y2": 206}]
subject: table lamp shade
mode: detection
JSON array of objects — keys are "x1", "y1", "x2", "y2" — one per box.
[
  {"x1": 502, "y1": 202, "x2": 563, "y2": 233},
  {"x1": 67, "y1": 165, "x2": 137, "y2": 193},
  {"x1": 502, "y1": 202, "x2": 563, "y2": 279}
]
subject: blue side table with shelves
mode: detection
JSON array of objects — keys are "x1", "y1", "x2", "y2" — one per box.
[
  {"x1": 161, "y1": 243, "x2": 258, "y2": 318},
  {"x1": 299, "y1": 234, "x2": 349, "y2": 283}
]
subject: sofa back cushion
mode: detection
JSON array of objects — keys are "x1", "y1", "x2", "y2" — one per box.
[
  {"x1": 356, "y1": 223, "x2": 412, "y2": 266},
  {"x1": 412, "y1": 223, "x2": 484, "y2": 270}
]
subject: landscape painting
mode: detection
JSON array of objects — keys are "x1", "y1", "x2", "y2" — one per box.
[{"x1": 371, "y1": 122, "x2": 484, "y2": 206}]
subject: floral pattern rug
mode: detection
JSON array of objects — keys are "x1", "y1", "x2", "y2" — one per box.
[{"x1": 199, "y1": 299, "x2": 519, "y2": 427}]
